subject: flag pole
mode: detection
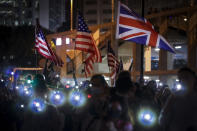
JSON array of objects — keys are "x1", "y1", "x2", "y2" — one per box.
[
  {"x1": 139, "y1": 0, "x2": 145, "y2": 84},
  {"x1": 111, "y1": 0, "x2": 114, "y2": 23},
  {"x1": 73, "y1": 32, "x2": 78, "y2": 86},
  {"x1": 35, "y1": 50, "x2": 38, "y2": 74},
  {"x1": 72, "y1": 10, "x2": 79, "y2": 86},
  {"x1": 35, "y1": 18, "x2": 40, "y2": 74},
  {"x1": 72, "y1": 52, "x2": 78, "y2": 86},
  {"x1": 43, "y1": 59, "x2": 48, "y2": 77},
  {"x1": 70, "y1": 0, "x2": 73, "y2": 31}
]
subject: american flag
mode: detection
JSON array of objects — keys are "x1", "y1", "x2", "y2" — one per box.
[
  {"x1": 75, "y1": 13, "x2": 102, "y2": 77},
  {"x1": 116, "y1": 2, "x2": 175, "y2": 53},
  {"x1": 35, "y1": 22, "x2": 63, "y2": 67},
  {"x1": 107, "y1": 42, "x2": 120, "y2": 79}
]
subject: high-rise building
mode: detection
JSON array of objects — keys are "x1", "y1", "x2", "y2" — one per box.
[
  {"x1": 82, "y1": 0, "x2": 191, "y2": 25},
  {"x1": 0, "y1": 0, "x2": 66, "y2": 31},
  {"x1": 39, "y1": 0, "x2": 65, "y2": 31},
  {"x1": 127, "y1": 0, "x2": 190, "y2": 14},
  {"x1": 0, "y1": 0, "x2": 38, "y2": 26},
  {"x1": 83, "y1": 0, "x2": 113, "y2": 25}
]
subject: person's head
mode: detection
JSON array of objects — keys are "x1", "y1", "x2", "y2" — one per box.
[
  {"x1": 142, "y1": 87, "x2": 155, "y2": 100},
  {"x1": 33, "y1": 74, "x2": 48, "y2": 97},
  {"x1": 178, "y1": 67, "x2": 196, "y2": 93},
  {"x1": 90, "y1": 74, "x2": 108, "y2": 97},
  {"x1": 147, "y1": 80, "x2": 157, "y2": 89},
  {"x1": 115, "y1": 77, "x2": 135, "y2": 97},
  {"x1": 118, "y1": 71, "x2": 131, "y2": 79},
  {"x1": 146, "y1": 80, "x2": 157, "y2": 95}
]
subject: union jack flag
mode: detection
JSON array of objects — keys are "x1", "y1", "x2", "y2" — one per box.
[{"x1": 116, "y1": 2, "x2": 175, "y2": 53}]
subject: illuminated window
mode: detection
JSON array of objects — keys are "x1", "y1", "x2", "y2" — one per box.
[
  {"x1": 151, "y1": 47, "x2": 159, "y2": 70},
  {"x1": 66, "y1": 38, "x2": 70, "y2": 44},
  {"x1": 15, "y1": 21, "x2": 19, "y2": 26},
  {"x1": 56, "y1": 38, "x2": 62, "y2": 46}
]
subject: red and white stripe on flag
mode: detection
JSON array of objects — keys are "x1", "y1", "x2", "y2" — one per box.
[
  {"x1": 35, "y1": 24, "x2": 63, "y2": 67},
  {"x1": 75, "y1": 13, "x2": 102, "y2": 77},
  {"x1": 107, "y1": 42, "x2": 120, "y2": 86},
  {"x1": 107, "y1": 53, "x2": 120, "y2": 71},
  {"x1": 35, "y1": 35, "x2": 51, "y2": 59}
]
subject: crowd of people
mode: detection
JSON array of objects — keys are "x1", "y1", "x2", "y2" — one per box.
[{"x1": 0, "y1": 67, "x2": 197, "y2": 131}]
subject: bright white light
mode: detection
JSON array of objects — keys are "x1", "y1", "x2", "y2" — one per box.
[
  {"x1": 155, "y1": 48, "x2": 160, "y2": 52},
  {"x1": 27, "y1": 80, "x2": 31, "y2": 84},
  {"x1": 176, "y1": 84, "x2": 182, "y2": 90},
  {"x1": 138, "y1": 109, "x2": 156, "y2": 127},
  {"x1": 175, "y1": 46, "x2": 182, "y2": 49},
  {"x1": 159, "y1": 82, "x2": 163, "y2": 86},
  {"x1": 89, "y1": 84, "x2": 92, "y2": 87},
  {"x1": 11, "y1": 72, "x2": 14, "y2": 75},
  {"x1": 43, "y1": 75, "x2": 45, "y2": 80},
  {"x1": 1, "y1": 79, "x2": 4, "y2": 82},
  {"x1": 80, "y1": 81, "x2": 83, "y2": 85},
  {"x1": 176, "y1": 79, "x2": 179, "y2": 82},
  {"x1": 184, "y1": 18, "x2": 187, "y2": 22},
  {"x1": 67, "y1": 81, "x2": 70, "y2": 84},
  {"x1": 25, "y1": 91, "x2": 29, "y2": 95},
  {"x1": 144, "y1": 113, "x2": 151, "y2": 120},
  {"x1": 21, "y1": 104, "x2": 24, "y2": 108},
  {"x1": 16, "y1": 86, "x2": 19, "y2": 89},
  {"x1": 104, "y1": 77, "x2": 110, "y2": 81},
  {"x1": 44, "y1": 94, "x2": 48, "y2": 99},
  {"x1": 156, "y1": 79, "x2": 160, "y2": 82},
  {"x1": 66, "y1": 38, "x2": 70, "y2": 44},
  {"x1": 55, "y1": 94, "x2": 61, "y2": 100},
  {"x1": 76, "y1": 86, "x2": 79, "y2": 89},
  {"x1": 74, "y1": 95, "x2": 80, "y2": 101},
  {"x1": 24, "y1": 87, "x2": 28, "y2": 91},
  {"x1": 56, "y1": 38, "x2": 62, "y2": 46},
  {"x1": 55, "y1": 74, "x2": 60, "y2": 78},
  {"x1": 144, "y1": 76, "x2": 150, "y2": 80},
  {"x1": 35, "y1": 102, "x2": 40, "y2": 107}
]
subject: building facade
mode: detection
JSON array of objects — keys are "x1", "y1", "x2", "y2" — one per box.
[
  {"x1": 0, "y1": 0, "x2": 66, "y2": 32},
  {"x1": 46, "y1": 0, "x2": 197, "y2": 87},
  {"x1": 83, "y1": 0, "x2": 113, "y2": 25},
  {"x1": 39, "y1": 0, "x2": 65, "y2": 31},
  {"x1": 0, "y1": 0, "x2": 38, "y2": 26}
]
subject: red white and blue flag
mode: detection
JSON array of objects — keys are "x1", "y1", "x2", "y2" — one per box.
[
  {"x1": 75, "y1": 13, "x2": 102, "y2": 77},
  {"x1": 116, "y1": 2, "x2": 175, "y2": 53},
  {"x1": 107, "y1": 42, "x2": 120, "y2": 79},
  {"x1": 35, "y1": 22, "x2": 63, "y2": 67}
]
